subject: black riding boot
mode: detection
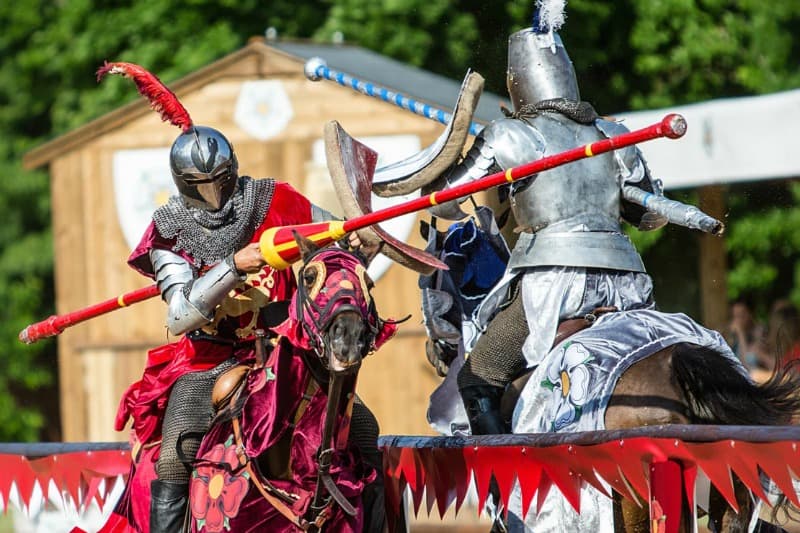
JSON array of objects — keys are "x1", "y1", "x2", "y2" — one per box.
[
  {"x1": 461, "y1": 385, "x2": 509, "y2": 435},
  {"x1": 150, "y1": 480, "x2": 189, "y2": 533}
]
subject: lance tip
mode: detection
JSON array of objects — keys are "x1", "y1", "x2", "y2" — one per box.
[
  {"x1": 304, "y1": 57, "x2": 328, "y2": 81},
  {"x1": 662, "y1": 113, "x2": 687, "y2": 139},
  {"x1": 18, "y1": 328, "x2": 32, "y2": 344}
]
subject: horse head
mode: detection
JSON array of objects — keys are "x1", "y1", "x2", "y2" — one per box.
[{"x1": 273, "y1": 232, "x2": 396, "y2": 374}]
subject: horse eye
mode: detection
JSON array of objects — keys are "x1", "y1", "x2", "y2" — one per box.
[{"x1": 303, "y1": 269, "x2": 317, "y2": 286}]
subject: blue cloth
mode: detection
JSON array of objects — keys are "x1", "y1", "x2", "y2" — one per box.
[{"x1": 441, "y1": 218, "x2": 508, "y2": 315}]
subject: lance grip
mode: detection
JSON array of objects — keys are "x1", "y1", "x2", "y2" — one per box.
[{"x1": 260, "y1": 221, "x2": 347, "y2": 270}]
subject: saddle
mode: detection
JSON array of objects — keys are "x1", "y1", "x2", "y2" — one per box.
[{"x1": 499, "y1": 306, "x2": 618, "y2": 422}]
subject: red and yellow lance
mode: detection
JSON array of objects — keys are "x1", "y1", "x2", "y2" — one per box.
[
  {"x1": 260, "y1": 113, "x2": 687, "y2": 269},
  {"x1": 19, "y1": 113, "x2": 685, "y2": 344},
  {"x1": 19, "y1": 285, "x2": 160, "y2": 344}
]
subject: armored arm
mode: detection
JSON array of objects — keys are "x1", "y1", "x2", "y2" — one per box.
[
  {"x1": 595, "y1": 119, "x2": 724, "y2": 234},
  {"x1": 596, "y1": 118, "x2": 670, "y2": 231},
  {"x1": 150, "y1": 249, "x2": 245, "y2": 335},
  {"x1": 426, "y1": 119, "x2": 544, "y2": 220},
  {"x1": 621, "y1": 186, "x2": 725, "y2": 235}
]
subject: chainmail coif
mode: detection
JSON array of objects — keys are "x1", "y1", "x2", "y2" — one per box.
[{"x1": 152, "y1": 176, "x2": 276, "y2": 268}]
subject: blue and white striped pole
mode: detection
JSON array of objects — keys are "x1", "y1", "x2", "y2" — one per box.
[{"x1": 304, "y1": 57, "x2": 483, "y2": 136}]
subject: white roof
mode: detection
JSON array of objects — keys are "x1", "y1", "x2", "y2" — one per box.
[{"x1": 618, "y1": 89, "x2": 800, "y2": 190}]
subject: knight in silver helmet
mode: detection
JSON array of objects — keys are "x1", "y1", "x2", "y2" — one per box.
[
  {"x1": 413, "y1": 16, "x2": 722, "y2": 439},
  {"x1": 97, "y1": 61, "x2": 384, "y2": 533}
]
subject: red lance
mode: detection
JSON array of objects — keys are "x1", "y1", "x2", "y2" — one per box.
[
  {"x1": 19, "y1": 113, "x2": 685, "y2": 344},
  {"x1": 19, "y1": 285, "x2": 160, "y2": 344},
  {"x1": 260, "y1": 113, "x2": 687, "y2": 269}
]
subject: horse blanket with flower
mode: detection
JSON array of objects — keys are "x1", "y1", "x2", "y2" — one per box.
[
  {"x1": 188, "y1": 337, "x2": 372, "y2": 533},
  {"x1": 505, "y1": 309, "x2": 742, "y2": 532},
  {"x1": 188, "y1": 248, "x2": 396, "y2": 533}
]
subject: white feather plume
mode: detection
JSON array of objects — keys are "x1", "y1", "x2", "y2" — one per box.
[{"x1": 536, "y1": 0, "x2": 567, "y2": 32}]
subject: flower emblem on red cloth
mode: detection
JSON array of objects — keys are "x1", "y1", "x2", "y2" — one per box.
[{"x1": 190, "y1": 436, "x2": 250, "y2": 532}]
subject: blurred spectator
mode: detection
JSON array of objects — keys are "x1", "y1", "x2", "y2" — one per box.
[
  {"x1": 725, "y1": 299, "x2": 768, "y2": 372},
  {"x1": 764, "y1": 299, "x2": 800, "y2": 370}
]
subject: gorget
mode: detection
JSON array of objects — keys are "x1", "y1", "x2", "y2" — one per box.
[
  {"x1": 503, "y1": 97, "x2": 599, "y2": 125},
  {"x1": 153, "y1": 176, "x2": 276, "y2": 267}
]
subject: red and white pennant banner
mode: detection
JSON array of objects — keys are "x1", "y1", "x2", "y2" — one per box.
[
  {"x1": 0, "y1": 448, "x2": 131, "y2": 515},
  {"x1": 379, "y1": 425, "x2": 800, "y2": 528}
]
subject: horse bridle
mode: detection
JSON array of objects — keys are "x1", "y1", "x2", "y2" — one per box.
[
  {"x1": 294, "y1": 247, "x2": 381, "y2": 362},
  {"x1": 294, "y1": 248, "x2": 383, "y2": 530}
]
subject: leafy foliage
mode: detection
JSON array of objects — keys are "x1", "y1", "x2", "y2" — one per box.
[{"x1": 726, "y1": 181, "x2": 800, "y2": 313}]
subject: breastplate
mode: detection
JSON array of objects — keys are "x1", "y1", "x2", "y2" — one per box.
[{"x1": 492, "y1": 114, "x2": 621, "y2": 234}]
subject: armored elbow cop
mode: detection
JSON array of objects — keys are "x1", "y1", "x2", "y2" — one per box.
[{"x1": 151, "y1": 249, "x2": 245, "y2": 335}]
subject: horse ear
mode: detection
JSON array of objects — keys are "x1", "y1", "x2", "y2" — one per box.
[{"x1": 292, "y1": 230, "x2": 319, "y2": 262}]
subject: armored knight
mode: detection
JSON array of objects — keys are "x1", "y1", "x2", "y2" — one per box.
[
  {"x1": 97, "y1": 63, "x2": 383, "y2": 533},
  {"x1": 395, "y1": 14, "x2": 722, "y2": 436}
]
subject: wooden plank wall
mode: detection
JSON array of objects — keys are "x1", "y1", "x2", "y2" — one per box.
[{"x1": 50, "y1": 48, "x2": 463, "y2": 441}]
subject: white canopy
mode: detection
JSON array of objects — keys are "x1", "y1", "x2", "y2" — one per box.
[{"x1": 619, "y1": 89, "x2": 800, "y2": 190}]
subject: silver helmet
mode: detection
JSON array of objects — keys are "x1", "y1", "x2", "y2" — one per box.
[
  {"x1": 506, "y1": 28, "x2": 580, "y2": 111},
  {"x1": 169, "y1": 126, "x2": 239, "y2": 211}
]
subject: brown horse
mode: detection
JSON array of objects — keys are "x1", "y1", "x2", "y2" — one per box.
[
  {"x1": 603, "y1": 342, "x2": 800, "y2": 532},
  {"x1": 186, "y1": 238, "x2": 397, "y2": 533},
  {"x1": 497, "y1": 337, "x2": 800, "y2": 532}
]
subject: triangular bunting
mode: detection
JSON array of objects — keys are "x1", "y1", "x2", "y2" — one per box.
[
  {"x1": 612, "y1": 442, "x2": 650, "y2": 501},
  {"x1": 81, "y1": 474, "x2": 104, "y2": 513},
  {"x1": 579, "y1": 442, "x2": 637, "y2": 501},
  {"x1": 0, "y1": 456, "x2": 28, "y2": 510},
  {"x1": 417, "y1": 448, "x2": 438, "y2": 516},
  {"x1": 724, "y1": 443, "x2": 769, "y2": 504},
  {"x1": 487, "y1": 447, "x2": 518, "y2": 513},
  {"x1": 430, "y1": 448, "x2": 456, "y2": 519},
  {"x1": 443, "y1": 448, "x2": 469, "y2": 515},
  {"x1": 535, "y1": 446, "x2": 582, "y2": 513},
  {"x1": 516, "y1": 454, "x2": 543, "y2": 521},
  {"x1": 12, "y1": 461, "x2": 37, "y2": 510},
  {"x1": 689, "y1": 442, "x2": 739, "y2": 512},
  {"x1": 397, "y1": 447, "x2": 420, "y2": 494},
  {"x1": 535, "y1": 473, "x2": 553, "y2": 518},
  {"x1": 466, "y1": 446, "x2": 494, "y2": 514},
  {"x1": 749, "y1": 441, "x2": 800, "y2": 507}
]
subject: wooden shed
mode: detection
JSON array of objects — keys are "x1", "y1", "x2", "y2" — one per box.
[{"x1": 24, "y1": 37, "x2": 505, "y2": 442}]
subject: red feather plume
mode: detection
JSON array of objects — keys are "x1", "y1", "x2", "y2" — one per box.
[{"x1": 96, "y1": 61, "x2": 193, "y2": 132}]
